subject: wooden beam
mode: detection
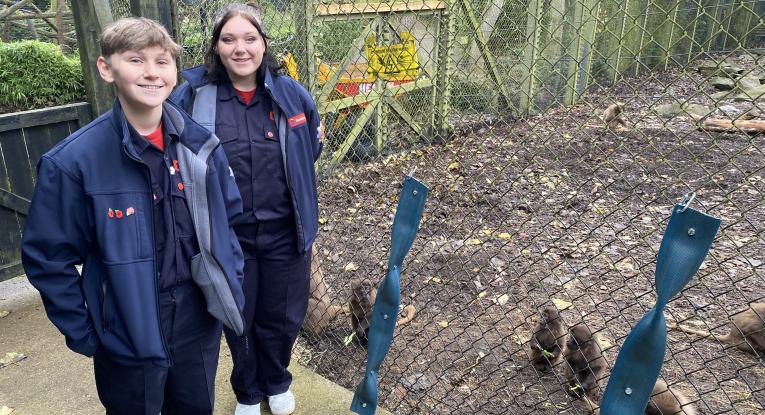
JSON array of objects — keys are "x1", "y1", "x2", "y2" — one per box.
[
  {"x1": 0, "y1": 103, "x2": 91, "y2": 133},
  {"x1": 0, "y1": 261, "x2": 24, "y2": 283},
  {"x1": 70, "y1": 0, "x2": 114, "y2": 116},
  {"x1": 0, "y1": 188, "x2": 30, "y2": 215},
  {"x1": 0, "y1": 0, "x2": 31, "y2": 19},
  {"x1": 520, "y1": 0, "x2": 543, "y2": 114},
  {"x1": 0, "y1": 11, "x2": 72, "y2": 21},
  {"x1": 294, "y1": 0, "x2": 316, "y2": 93},
  {"x1": 458, "y1": 0, "x2": 511, "y2": 107},
  {"x1": 315, "y1": 1, "x2": 446, "y2": 17},
  {"x1": 129, "y1": 0, "x2": 175, "y2": 37}
]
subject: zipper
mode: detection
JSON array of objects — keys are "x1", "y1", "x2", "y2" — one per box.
[
  {"x1": 101, "y1": 280, "x2": 109, "y2": 332},
  {"x1": 123, "y1": 145, "x2": 172, "y2": 365}
]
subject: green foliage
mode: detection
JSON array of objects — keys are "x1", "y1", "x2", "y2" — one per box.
[{"x1": 0, "y1": 40, "x2": 85, "y2": 113}]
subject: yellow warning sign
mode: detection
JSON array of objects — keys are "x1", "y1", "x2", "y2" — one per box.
[{"x1": 364, "y1": 32, "x2": 421, "y2": 79}]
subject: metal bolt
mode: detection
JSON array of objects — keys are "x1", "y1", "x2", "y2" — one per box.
[
  {"x1": 383, "y1": 314, "x2": 389, "y2": 320},
  {"x1": 624, "y1": 387, "x2": 633, "y2": 396},
  {"x1": 362, "y1": 403, "x2": 367, "y2": 408},
  {"x1": 688, "y1": 228, "x2": 696, "y2": 236},
  {"x1": 413, "y1": 189, "x2": 418, "y2": 196}
]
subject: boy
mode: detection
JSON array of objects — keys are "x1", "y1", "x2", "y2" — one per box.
[{"x1": 21, "y1": 17, "x2": 245, "y2": 414}]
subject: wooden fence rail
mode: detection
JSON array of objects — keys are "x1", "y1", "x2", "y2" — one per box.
[{"x1": 0, "y1": 102, "x2": 92, "y2": 282}]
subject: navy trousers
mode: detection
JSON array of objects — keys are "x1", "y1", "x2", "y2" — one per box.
[
  {"x1": 224, "y1": 219, "x2": 311, "y2": 405},
  {"x1": 93, "y1": 280, "x2": 222, "y2": 415}
]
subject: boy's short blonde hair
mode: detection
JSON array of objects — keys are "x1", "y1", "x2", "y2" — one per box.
[{"x1": 100, "y1": 17, "x2": 180, "y2": 59}]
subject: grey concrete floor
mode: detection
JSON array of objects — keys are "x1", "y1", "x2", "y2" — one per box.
[{"x1": 0, "y1": 277, "x2": 371, "y2": 415}]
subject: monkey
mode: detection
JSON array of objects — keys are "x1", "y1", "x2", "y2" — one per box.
[
  {"x1": 529, "y1": 306, "x2": 566, "y2": 371},
  {"x1": 348, "y1": 277, "x2": 417, "y2": 346},
  {"x1": 349, "y1": 277, "x2": 377, "y2": 346},
  {"x1": 602, "y1": 102, "x2": 627, "y2": 129},
  {"x1": 644, "y1": 379, "x2": 698, "y2": 415},
  {"x1": 564, "y1": 324, "x2": 607, "y2": 401},
  {"x1": 667, "y1": 302, "x2": 764, "y2": 357},
  {"x1": 302, "y1": 245, "x2": 349, "y2": 337}
]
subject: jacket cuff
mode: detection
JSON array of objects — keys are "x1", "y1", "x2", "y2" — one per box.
[{"x1": 66, "y1": 330, "x2": 99, "y2": 357}]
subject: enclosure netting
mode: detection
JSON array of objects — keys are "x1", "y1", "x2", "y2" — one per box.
[{"x1": 103, "y1": 0, "x2": 765, "y2": 413}]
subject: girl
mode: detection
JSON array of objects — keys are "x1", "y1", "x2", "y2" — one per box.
[{"x1": 171, "y1": 4, "x2": 322, "y2": 415}]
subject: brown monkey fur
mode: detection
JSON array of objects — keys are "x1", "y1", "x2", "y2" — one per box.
[
  {"x1": 303, "y1": 246, "x2": 349, "y2": 337},
  {"x1": 668, "y1": 302, "x2": 764, "y2": 356},
  {"x1": 350, "y1": 277, "x2": 377, "y2": 345},
  {"x1": 645, "y1": 379, "x2": 697, "y2": 415},
  {"x1": 530, "y1": 306, "x2": 566, "y2": 371},
  {"x1": 564, "y1": 324, "x2": 607, "y2": 401},
  {"x1": 602, "y1": 102, "x2": 627, "y2": 129},
  {"x1": 585, "y1": 379, "x2": 696, "y2": 415}
]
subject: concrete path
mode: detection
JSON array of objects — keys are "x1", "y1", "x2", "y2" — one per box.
[{"x1": 0, "y1": 277, "x2": 380, "y2": 415}]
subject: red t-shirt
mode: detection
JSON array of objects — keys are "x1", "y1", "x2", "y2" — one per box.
[
  {"x1": 236, "y1": 87, "x2": 256, "y2": 105},
  {"x1": 144, "y1": 123, "x2": 164, "y2": 151}
]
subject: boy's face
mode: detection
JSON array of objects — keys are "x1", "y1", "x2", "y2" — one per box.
[{"x1": 96, "y1": 46, "x2": 177, "y2": 113}]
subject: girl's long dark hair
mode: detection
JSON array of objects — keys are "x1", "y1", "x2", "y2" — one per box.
[{"x1": 204, "y1": 3, "x2": 283, "y2": 85}]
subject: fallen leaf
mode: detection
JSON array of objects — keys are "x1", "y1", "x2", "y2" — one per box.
[
  {"x1": 318, "y1": 217, "x2": 327, "y2": 225},
  {"x1": 497, "y1": 232, "x2": 512, "y2": 240},
  {"x1": 466, "y1": 238, "x2": 483, "y2": 245},
  {"x1": 343, "y1": 332, "x2": 356, "y2": 346},
  {"x1": 512, "y1": 334, "x2": 530, "y2": 345},
  {"x1": 0, "y1": 406, "x2": 15, "y2": 415},
  {"x1": 494, "y1": 294, "x2": 509, "y2": 305},
  {"x1": 437, "y1": 320, "x2": 449, "y2": 328},
  {"x1": 552, "y1": 298, "x2": 573, "y2": 310},
  {"x1": 344, "y1": 262, "x2": 359, "y2": 272},
  {"x1": 0, "y1": 310, "x2": 10, "y2": 318},
  {"x1": 0, "y1": 352, "x2": 27, "y2": 368},
  {"x1": 478, "y1": 291, "x2": 487, "y2": 298},
  {"x1": 447, "y1": 161, "x2": 459, "y2": 171}
]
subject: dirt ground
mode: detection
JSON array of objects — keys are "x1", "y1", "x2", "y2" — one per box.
[{"x1": 294, "y1": 53, "x2": 765, "y2": 414}]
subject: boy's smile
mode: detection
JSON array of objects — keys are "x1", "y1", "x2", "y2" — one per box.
[{"x1": 97, "y1": 46, "x2": 177, "y2": 132}]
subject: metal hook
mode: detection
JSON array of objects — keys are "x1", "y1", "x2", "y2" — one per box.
[{"x1": 679, "y1": 192, "x2": 696, "y2": 213}]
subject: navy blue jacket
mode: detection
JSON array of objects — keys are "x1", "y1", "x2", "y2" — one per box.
[
  {"x1": 170, "y1": 66, "x2": 322, "y2": 253},
  {"x1": 21, "y1": 100, "x2": 245, "y2": 365}
]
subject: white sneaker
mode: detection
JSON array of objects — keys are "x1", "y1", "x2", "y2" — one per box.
[
  {"x1": 268, "y1": 390, "x2": 295, "y2": 415},
  {"x1": 234, "y1": 402, "x2": 260, "y2": 415}
]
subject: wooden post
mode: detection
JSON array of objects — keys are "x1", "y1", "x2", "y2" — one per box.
[
  {"x1": 458, "y1": 0, "x2": 511, "y2": 108},
  {"x1": 129, "y1": 0, "x2": 175, "y2": 37},
  {"x1": 294, "y1": 0, "x2": 316, "y2": 94},
  {"x1": 70, "y1": 0, "x2": 114, "y2": 116},
  {"x1": 432, "y1": 2, "x2": 453, "y2": 138},
  {"x1": 566, "y1": 0, "x2": 599, "y2": 105},
  {"x1": 520, "y1": 0, "x2": 543, "y2": 115}
]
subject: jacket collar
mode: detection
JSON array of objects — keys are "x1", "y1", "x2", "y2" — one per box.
[{"x1": 112, "y1": 98, "x2": 206, "y2": 159}]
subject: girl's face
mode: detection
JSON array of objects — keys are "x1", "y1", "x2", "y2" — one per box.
[{"x1": 216, "y1": 15, "x2": 266, "y2": 87}]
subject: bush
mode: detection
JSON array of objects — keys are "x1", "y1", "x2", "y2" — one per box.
[{"x1": 0, "y1": 40, "x2": 85, "y2": 113}]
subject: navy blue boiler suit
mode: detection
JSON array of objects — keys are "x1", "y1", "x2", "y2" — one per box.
[
  {"x1": 93, "y1": 121, "x2": 222, "y2": 415},
  {"x1": 216, "y1": 80, "x2": 311, "y2": 405}
]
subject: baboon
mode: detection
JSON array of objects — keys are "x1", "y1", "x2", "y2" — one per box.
[
  {"x1": 303, "y1": 246, "x2": 348, "y2": 337},
  {"x1": 645, "y1": 379, "x2": 697, "y2": 415},
  {"x1": 530, "y1": 306, "x2": 566, "y2": 371},
  {"x1": 602, "y1": 102, "x2": 627, "y2": 129},
  {"x1": 564, "y1": 324, "x2": 607, "y2": 401},
  {"x1": 668, "y1": 302, "x2": 764, "y2": 356},
  {"x1": 350, "y1": 277, "x2": 377, "y2": 345}
]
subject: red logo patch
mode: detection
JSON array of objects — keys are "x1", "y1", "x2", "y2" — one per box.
[
  {"x1": 126, "y1": 207, "x2": 135, "y2": 216},
  {"x1": 115, "y1": 210, "x2": 123, "y2": 219},
  {"x1": 288, "y1": 113, "x2": 307, "y2": 128},
  {"x1": 108, "y1": 208, "x2": 114, "y2": 218},
  {"x1": 269, "y1": 111, "x2": 275, "y2": 121}
]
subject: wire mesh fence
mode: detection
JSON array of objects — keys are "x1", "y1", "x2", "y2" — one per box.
[{"x1": 111, "y1": 0, "x2": 765, "y2": 413}]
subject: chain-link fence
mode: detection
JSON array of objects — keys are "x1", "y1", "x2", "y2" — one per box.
[{"x1": 112, "y1": 0, "x2": 765, "y2": 413}]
